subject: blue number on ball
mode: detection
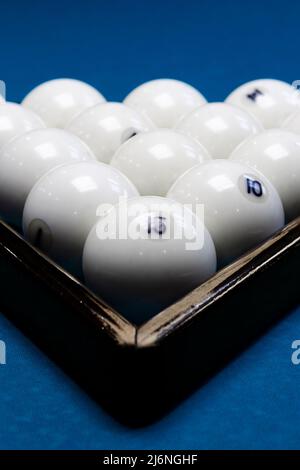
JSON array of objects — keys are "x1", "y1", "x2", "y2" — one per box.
[
  {"x1": 246, "y1": 177, "x2": 263, "y2": 197},
  {"x1": 246, "y1": 88, "x2": 263, "y2": 102},
  {"x1": 147, "y1": 215, "x2": 167, "y2": 236}
]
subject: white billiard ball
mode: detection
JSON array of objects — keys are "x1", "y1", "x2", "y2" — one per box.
[
  {"x1": 230, "y1": 129, "x2": 300, "y2": 222},
  {"x1": 83, "y1": 196, "x2": 216, "y2": 321},
  {"x1": 22, "y1": 78, "x2": 106, "y2": 128},
  {"x1": 0, "y1": 102, "x2": 45, "y2": 149},
  {"x1": 0, "y1": 128, "x2": 96, "y2": 228},
  {"x1": 281, "y1": 110, "x2": 300, "y2": 134},
  {"x1": 22, "y1": 161, "x2": 139, "y2": 276},
  {"x1": 123, "y1": 79, "x2": 207, "y2": 128},
  {"x1": 110, "y1": 129, "x2": 211, "y2": 196},
  {"x1": 66, "y1": 102, "x2": 154, "y2": 163},
  {"x1": 176, "y1": 102, "x2": 263, "y2": 159},
  {"x1": 167, "y1": 160, "x2": 284, "y2": 266},
  {"x1": 225, "y1": 79, "x2": 300, "y2": 128}
]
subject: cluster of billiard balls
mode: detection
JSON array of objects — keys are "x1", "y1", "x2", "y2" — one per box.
[{"x1": 0, "y1": 77, "x2": 299, "y2": 319}]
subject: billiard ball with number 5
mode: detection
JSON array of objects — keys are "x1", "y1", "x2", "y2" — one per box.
[{"x1": 167, "y1": 160, "x2": 285, "y2": 266}]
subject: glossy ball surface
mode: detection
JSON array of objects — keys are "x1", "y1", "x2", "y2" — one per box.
[
  {"x1": 22, "y1": 78, "x2": 106, "y2": 128},
  {"x1": 176, "y1": 102, "x2": 262, "y2": 159},
  {"x1": 167, "y1": 160, "x2": 284, "y2": 266},
  {"x1": 110, "y1": 129, "x2": 211, "y2": 196},
  {"x1": 83, "y1": 196, "x2": 216, "y2": 321},
  {"x1": 0, "y1": 102, "x2": 45, "y2": 148},
  {"x1": 230, "y1": 129, "x2": 300, "y2": 221},
  {"x1": 0, "y1": 128, "x2": 95, "y2": 227},
  {"x1": 124, "y1": 79, "x2": 206, "y2": 128},
  {"x1": 22, "y1": 161, "x2": 139, "y2": 275},
  {"x1": 66, "y1": 102, "x2": 154, "y2": 163},
  {"x1": 225, "y1": 79, "x2": 300, "y2": 128},
  {"x1": 281, "y1": 110, "x2": 300, "y2": 134}
]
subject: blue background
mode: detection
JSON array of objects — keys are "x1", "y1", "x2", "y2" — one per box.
[{"x1": 0, "y1": 0, "x2": 300, "y2": 449}]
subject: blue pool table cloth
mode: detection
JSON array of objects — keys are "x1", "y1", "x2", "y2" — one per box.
[{"x1": 0, "y1": 0, "x2": 300, "y2": 450}]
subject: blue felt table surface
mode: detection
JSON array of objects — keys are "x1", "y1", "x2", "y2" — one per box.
[{"x1": 0, "y1": 0, "x2": 300, "y2": 450}]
